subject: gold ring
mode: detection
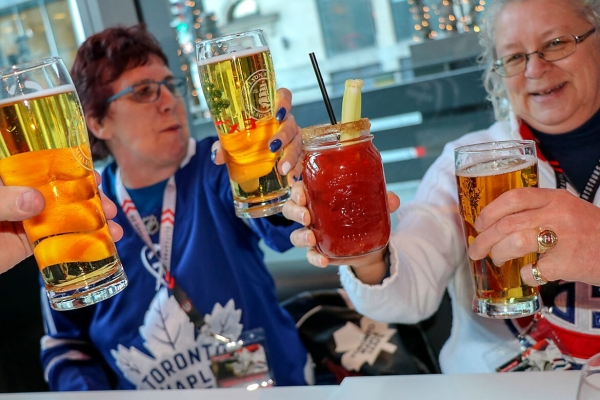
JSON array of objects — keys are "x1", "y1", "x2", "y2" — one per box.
[
  {"x1": 538, "y1": 228, "x2": 558, "y2": 254},
  {"x1": 531, "y1": 262, "x2": 548, "y2": 285}
]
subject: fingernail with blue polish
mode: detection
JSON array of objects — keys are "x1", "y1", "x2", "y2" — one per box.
[
  {"x1": 293, "y1": 175, "x2": 299, "y2": 182},
  {"x1": 269, "y1": 139, "x2": 282, "y2": 153},
  {"x1": 211, "y1": 149, "x2": 217, "y2": 163},
  {"x1": 276, "y1": 107, "x2": 286, "y2": 122}
]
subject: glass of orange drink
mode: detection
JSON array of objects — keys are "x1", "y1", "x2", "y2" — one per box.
[{"x1": 0, "y1": 57, "x2": 127, "y2": 310}]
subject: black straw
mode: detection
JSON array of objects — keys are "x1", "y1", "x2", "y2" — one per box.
[{"x1": 309, "y1": 52, "x2": 337, "y2": 125}]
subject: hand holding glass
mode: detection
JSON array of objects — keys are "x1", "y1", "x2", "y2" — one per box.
[
  {"x1": 455, "y1": 140, "x2": 539, "y2": 318},
  {"x1": 0, "y1": 57, "x2": 127, "y2": 310},
  {"x1": 197, "y1": 29, "x2": 290, "y2": 218}
]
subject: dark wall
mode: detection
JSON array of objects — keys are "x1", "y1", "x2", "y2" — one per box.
[{"x1": 0, "y1": 257, "x2": 48, "y2": 393}]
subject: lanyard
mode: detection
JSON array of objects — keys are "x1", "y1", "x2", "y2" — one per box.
[
  {"x1": 115, "y1": 138, "x2": 195, "y2": 284},
  {"x1": 116, "y1": 172, "x2": 175, "y2": 290},
  {"x1": 112, "y1": 139, "x2": 222, "y2": 337},
  {"x1": 116, "y1": 169, "x2": 212, "y2": 335},
  {"x1": 520, "y1": 123, "x2": 600, "y2": 202}
]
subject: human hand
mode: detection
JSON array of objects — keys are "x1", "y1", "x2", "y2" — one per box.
[
  {"x1": 468, "y1": 188, "x2": 600, "y2": 286},
  {"x1": 211, "y1": 88, "x2": 303, "y2": 181},
  {"x1": 0, "y1": 172, "x2": 123, "y2": 275},
  {"x1": 282, "y1": 180, "x2": 400, "y2": 284}
]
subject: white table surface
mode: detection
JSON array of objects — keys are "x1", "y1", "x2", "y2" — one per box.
[
  {"x1": 337, "y1": 370, "x2": 581, "y2": 400},
  {"x1": 0, "y1": 370, "x2": 581, "y2": 400},
  {"x1": 0, "y1": 385, "x2": 337, "y2": 400}
]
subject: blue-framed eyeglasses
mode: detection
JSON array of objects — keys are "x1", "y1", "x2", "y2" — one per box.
[{"x1": 106, "y1": 77, "x2": 187, "y2": 104}]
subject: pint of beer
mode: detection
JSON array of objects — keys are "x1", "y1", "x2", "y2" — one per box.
[
  {"x1": 454, "y1": 140, "x2": 539, "y2": 318},
  {"x1": 197, "y1": 30, "x2": 290, "y2": 218},
  {"x1": 0, "y1": 57, "x2": 127, "y2": 310}
]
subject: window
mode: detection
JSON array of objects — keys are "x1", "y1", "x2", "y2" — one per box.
[
  {"x1": 390, "y1": 0, "x2": 413, "y2": 41},
  {"x1": 227, "y1": 0, "x2": 259, "y2": 21},
  {"x1": 392, "y1": 0, "x2": 483, "y2": 42},
  {"x1": 0, "y1": 0, "x2": 78, "y2": 68},
  {"x1": 317, "y1": 0, "x2": 376, "y2": 57}
]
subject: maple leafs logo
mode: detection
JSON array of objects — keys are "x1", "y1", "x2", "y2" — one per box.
[
  {"x1": 333, "y1": 317, "x2": 398, "y2": 372},
  {"x1": 111, "y1": 288, "x2": 243, "y2": 389},
  {"x1": 201, "y1": 301, "x2": 243, "y2": 341}
]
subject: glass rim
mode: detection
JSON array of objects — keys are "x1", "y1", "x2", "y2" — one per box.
[
  {"x1": 302, "y1": 118, "x2": 372, "y2": 150},
  {"x1": 195, "y1": 29, "x2": 264, "y2": 47},
  {"x1": 302, "y1": 118, "x2": 370, "y2": 136},
  {"x1": 454, "y1": 139, "x2": 536, "y2": 155},
  {"x1": 0, "y1": 56, "x2": 62, "y2": 78},
  {"x1": 196, "y1": 29, "x2": 268, "y2": 64}
]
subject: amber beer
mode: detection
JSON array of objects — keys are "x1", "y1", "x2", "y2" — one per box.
[
  {"x1": 197, "y1": 30, "x2": 290, "y2": 218},
  {"x1": 0, "y1": 57, "x2": 127, "y2": 310},
  {"x1": 455, "y1": 140, "x2": 540, "y2": 318}
]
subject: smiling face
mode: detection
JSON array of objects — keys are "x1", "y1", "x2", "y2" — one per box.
[
  {"x1": 94, "y1": 55, "x2": 190, "y2": 181},
  {"x1": 495, "y1": 0, "x2": 600, "y2": 133}
]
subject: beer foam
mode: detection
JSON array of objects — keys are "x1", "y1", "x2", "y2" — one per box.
[
  {"x1": 197, "y1": 46, "x2": 270, "y2": 66},
  {"x1": 0, "y1": 84, "x2": 76, "y2": 107},
  {"x1": 457, "y1": 156, "x2": 537, "y2": 177}
]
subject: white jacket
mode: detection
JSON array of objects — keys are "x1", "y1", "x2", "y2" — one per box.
[{"x1": 340, "y1": 117, "x2": 600, "y2": 373}]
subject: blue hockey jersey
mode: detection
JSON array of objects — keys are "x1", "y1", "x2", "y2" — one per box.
[{"x1": 40, "y1": 138, "x2": 309, "y2": 390}]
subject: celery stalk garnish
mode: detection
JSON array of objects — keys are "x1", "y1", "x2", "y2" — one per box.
[{"x1": 340, "y1": 79, "x2": 364, "y2": 140}]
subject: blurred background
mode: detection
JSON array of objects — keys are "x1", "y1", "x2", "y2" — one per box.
[{"x1": 0, "y1": 0, "x2": 494, "y2": 392}]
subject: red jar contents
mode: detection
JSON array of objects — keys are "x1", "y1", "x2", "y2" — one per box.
[{"x1": 302, "y1": 118, "x2": 391, "y2": 258}]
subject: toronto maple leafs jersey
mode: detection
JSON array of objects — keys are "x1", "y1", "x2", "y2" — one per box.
[
  {"x1": 341, "y1": 115, "x2": 600, "y2": 373},
  {"x1": 40, "y1": 138, "x2": 309, "y2": 390}
]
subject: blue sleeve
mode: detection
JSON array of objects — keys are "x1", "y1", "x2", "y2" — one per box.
[
  {"x1": 40, "y1": 297, "x2": 114, "y2": 391},
  {"x1": 201, "y1": 137, "x2": 302, "y2": 253},
  {"x1": 247, "y1": 215, "x2": 302, "y2": 252}
]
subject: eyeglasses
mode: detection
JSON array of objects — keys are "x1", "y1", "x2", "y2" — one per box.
[
  {"x1": 492, "y1": 28, "x2": 596, "y2": 77},
  {"x1": 106, "y1": 77, "x2": 187, "y2": 104}
]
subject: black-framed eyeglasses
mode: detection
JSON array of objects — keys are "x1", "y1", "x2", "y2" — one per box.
[
  {"x1": 492, "y1": 28, "x2": 596, "y2": 77},
  {"x1": 106, "y1": 77, "x2": 187, "y2": 104}
]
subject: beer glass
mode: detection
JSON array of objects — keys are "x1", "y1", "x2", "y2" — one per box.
[
  {"x1": 196, "y1": 29, "x2": 290, "y2": 218},
  {"x1": 454, "y1": 140, "x2": 539, "y2": 318},
  {"x1": 577, "y1": 352, "x2": 600, "y2": 400},
  {"x1": 302, "y1": 118, "x2": 391, "y2": 258},
  {"x1": 0, "y1": 57, "x2": 127, "y2": 310}
]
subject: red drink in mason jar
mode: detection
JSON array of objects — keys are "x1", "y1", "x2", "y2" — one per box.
[{"x1": 302, "y1": 118, "x2": 391, "y2": 258}]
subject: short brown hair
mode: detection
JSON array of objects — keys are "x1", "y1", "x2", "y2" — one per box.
[{"x1": 70, "y1": 24, "x2": 169, "y2": 160}]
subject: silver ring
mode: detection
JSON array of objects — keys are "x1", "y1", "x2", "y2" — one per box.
[
  {"x1": 531, "y1": 262, "x2": 548, "y2": 285},
  {"x1": 538, "y1": 228, "x2": 558, "y2": 254}
]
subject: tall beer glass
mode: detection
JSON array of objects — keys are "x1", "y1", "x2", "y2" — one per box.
[
  {"x1": 454, "y1": 140, "x2": 539, "y2": 318},
  {"x1": 0, "y1": 57, "x2": 127, "y2": 310},
  {"x1": 197, "y1": 29, "x2": 290, "y2": 218}
]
